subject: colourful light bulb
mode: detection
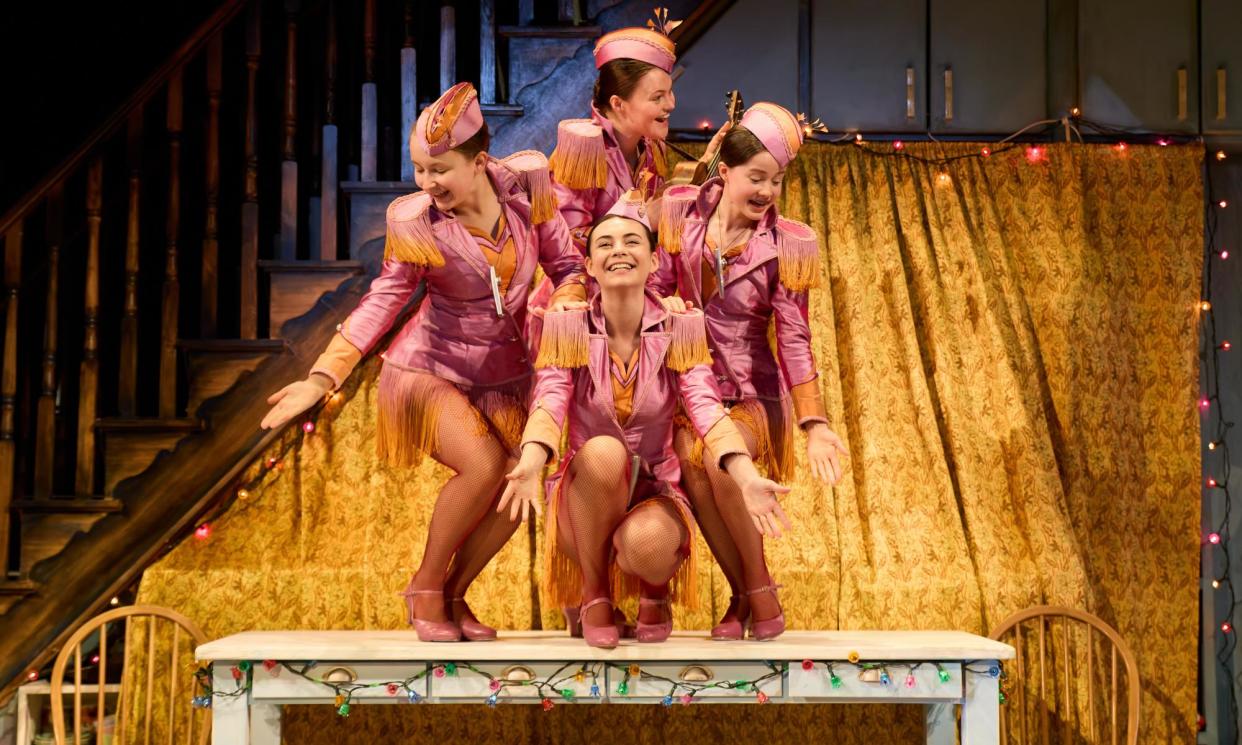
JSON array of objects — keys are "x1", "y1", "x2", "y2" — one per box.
[
  {"x1": 1209, "y1": 532, "x2": 1222, "y2": 545},
  {"x1": 194, "y1": 524, "x2": 211, "y2": 540},
  {"x1": 905, "y1": 673, "x2": 917, "y2": 689},
  {"x1": 1223, "y1": 621, "x2": 1233, "y2": 633},
  {"x1": 980, "y1": 147, "x2": 992, "y2": 157},
  {"x1": 893, "y1": 140, "x2": 904, "y2": 150},
  {"x1": 302, "y1": 421, "x2": 315, "y2": 434}
]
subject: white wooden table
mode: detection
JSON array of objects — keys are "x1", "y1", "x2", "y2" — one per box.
[{"x1": 197, "y1": 630, "x2": 1014, "y2": 744}]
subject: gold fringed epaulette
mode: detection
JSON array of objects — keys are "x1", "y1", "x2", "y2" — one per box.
[
  {"x1": 535, "y1": 308, "x2": 589, "y2": 369},
  {"x1": 384, "y1": 193, "x2": 446, "y2": 267},
  {"x1": 665, "y1": 309, "x2": 712, "y2": 372},
  {"x1": 774, "y1": 216, "x2": 823, "y2": 292},
  {"x1": 656, "y1": 185, "x2": 697, "y2": 255},
  {"x1": 549, "y1": 119, "x2": 608, "y2": 190},
  {"x1": 502, "y1": 150, "x2": 557, "y2": 225}
]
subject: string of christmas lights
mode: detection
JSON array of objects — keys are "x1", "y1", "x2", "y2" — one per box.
[
  {"x1": 1203, "y1": 152, "x2": 1238, "y2": 740},
  {"x1": 189, "y1": 656, "x2": 1005, "y2": 713}
]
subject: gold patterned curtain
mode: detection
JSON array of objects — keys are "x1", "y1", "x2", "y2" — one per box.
[{"x1": 126, "y1": 142, "x2": 1201, "y2": 743}]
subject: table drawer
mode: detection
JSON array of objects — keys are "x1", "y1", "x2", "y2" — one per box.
[
  {"x1": 787, "y1": 662, "x2": 962, "y2": 702},
  {"x1": 251, "y1": 662, "x2": 430, "y2": 701},
  {"x1": 618, "y1": 662, "x2": 784, "y2": 701},
  {"x1": 431, "y1": 662, "x2": 602, "y2": 701}
]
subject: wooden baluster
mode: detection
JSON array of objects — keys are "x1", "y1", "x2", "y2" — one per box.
[
  {"x1": 1061, "y1": 619, "x2": 1072, "y2": 741},
  {"x1": 1016, "y1": 623, "x2": 1027, "y2": 742},
  {"x1": 1110, "y1": 645, "x2": 1118, "y2": 745},
  {"x1": 480, "y1": 0, "x2": 495, "y2": 104},
  {"x1": 144, "y1": 619, "x2": 156, "y2": 745},
  {"x1": 160, "y1": 73, "x2": 183, "y2": 419},
  {"x1": 241, "y1": 1, "x2": 261, "y2": 339},
  {"x1": 202, "y1": 34, "x2": 223, "y2": 338},
  {"x1": 97, "y1": 622, "x2": 108, "y2": 742},
  {"x1": 400, "y1": 0, "x2": 418, "y2": 184},
  {"x1": 119, "y1": 108, "x2": 143, "y2": 415},
  {"x1": 75, "y1": 160, "x2": 103, "y2": 496},
  {"x1": 1038, "y1": 614, "x2": 1048, "y2": 745},
  {"x1": 117, "y1": 617, "x2": 131, "y2": 741},
  {"x1": 518, "y1": 0, "x2": 534, "y2": 26},
  {"x1": 320, "y1": 0, "x2": 339, "y2": 260},
  {"x1": 557, "y1": 0, "x2": 576, "y2": 24},
  {"x1": 440, "y1": 4, "x2": 456, "y2": 93},
  {"x1": 74, "y1": 644, "x2": 82, "y2": 745},
  {"x1": 280, "y1": 0, "x2": 299, "y2": 260},
  {"x1": 1087, "y1": 626, "x2": 1096, "y2": 741},
  {"x1": 0, "y1": 222, "x2": 21, "y2": 574},
  {"x1": 167, "y1": 624, "x2": 180, "y2": 745},
  {"x1": 35, "y1": 186, "x2": 63, "y2": 499},
  {"x1": 360, "y1": 0, "x2": 377, "y2": 182}
]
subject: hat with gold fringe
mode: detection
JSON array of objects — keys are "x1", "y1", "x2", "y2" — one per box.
[
  {"x1": 593, "y1": 8, "x2": 679, "y2": 73},
  {"x1": 411, "y1": 82, "x2": 485, "y2": 157},
  {"x1": 737, "y1": 102, "x2": 827, "y2": 168}
]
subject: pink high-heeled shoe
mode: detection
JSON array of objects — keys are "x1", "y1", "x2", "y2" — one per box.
[
  {"x1": 563, "y1": 606, "x2": 635, "y2": 639},
  {"x1": 635, "y1": 596, "x2": 673, "y2": 643},
  {"x1": 579, "y1": 597, "x2": 620, "y2": 649},
  {"x1": 745, "y1": 584, "x2": 785, "y2": 641},
  {"x1": 710, "y1": 595, "x2": 750, "y2": 641},
  {"x1": 449, "y1": 597, "x2": 496, "y2": 641},
  {"x1": 398, "y1": 587, "x2": 462, "y2": 642}
]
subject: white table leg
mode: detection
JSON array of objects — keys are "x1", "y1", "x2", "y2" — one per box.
[
  {"x1": 925, "y1": 702, "x2": 956, "y2": 745},
  {"x1": 249, "y1": 702, "x2": 282, "y2": 745},
  {"x1": 960, "y1": 660, "x2": 1000, "y2": 745},
  {"x1": 212, "y1": 662, "x2": 250, "y2": 745}
]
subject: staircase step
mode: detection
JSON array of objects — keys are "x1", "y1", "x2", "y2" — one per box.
[
  {"x1": 178, "y1": 339, "x2": 291, "y2": 416},
  {"x1": 13, "y1": 498, "x2": 123, "y2": 514},
  {"x1": 17, "y1": 512, "x2": 113, "y2": 576},
  {"x1": 341, "y1": 182, "x2": 417, "y2": 258},
  {"x1": 0, "y1": 580, "x2": 38, "y2": 614},
  {"x1": 259, "y1": 261, "x2": 365, "y2": 338},
  {"x1": 95, "y1": 418, "x2": 205, "y2": 495},
  {"x1": 498, "y1": 24, "x2": 601, "y2": 38}
]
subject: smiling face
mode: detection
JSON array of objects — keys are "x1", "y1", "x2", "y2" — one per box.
[
  {"x1": 607, "y1": 67, "x2": 675, "y2": 142},
  {"x1": 584, "y1": 215, "x2": 657, "y2": 291},
  {"x1": 411, "y1": 146, "x2": 487, "y2": 212},
  {"x1": 717, "y1": 149, "x2": 784, "y2": 223}
]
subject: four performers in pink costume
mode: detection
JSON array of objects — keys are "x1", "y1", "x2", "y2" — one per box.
[{"x1": 259, "y1": 11, "x2": 844, "y2": 646}]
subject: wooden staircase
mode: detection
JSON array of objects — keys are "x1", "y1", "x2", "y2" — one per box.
[{"x1": 0, "y1": 0, "x2": 727, "y2": 704}]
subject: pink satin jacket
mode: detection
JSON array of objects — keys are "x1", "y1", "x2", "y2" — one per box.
[
  {"x1": 313, "y1": 157, "x2": 587, "y2": 389},
  {"x1": 552, "y1": 106, "x2": 667, "y2": 250},
  {"x1": 523, "y1": 291, "x2": 747, "y2": 494},
  {"x1": 648, "y1": 179, "x2": 828, "y2": 425}
]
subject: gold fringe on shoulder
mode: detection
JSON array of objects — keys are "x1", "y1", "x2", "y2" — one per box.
[
  {"x1": 549, "y1": 119, "x2": 608, "y2": 191},
  {"x1": 774, "y1": 216, "x2": 822, "y2": 292},
  {"x1": 535, "y1": 308, "x2": 590, "y2": 369},
  {"x1": 665, "y1": 309, "x2": 712, "y2": 372},
  {"x1": 384, "y1": 194, "x2": 446, "y2": 267},
  {"x1": 656, "y1": 187, "x2": 695, "y2": 255},
  {"x1": 503, "y1": 150, "x2": 557, "y2": 225}
]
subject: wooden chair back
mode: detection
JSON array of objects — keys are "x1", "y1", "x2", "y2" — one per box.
[
  {"x1": 50, "y1": 604, "x2": 211, "y2": 745},
  {"x1": 990, "y1": 605, "x2": 1140, "y2": 745}
]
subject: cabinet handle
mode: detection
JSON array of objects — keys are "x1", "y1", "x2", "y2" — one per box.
[
  {"x1": 499, "y1": 665, "x2": 537, "y2": 682},
  {"x1": 1218, "y1": 67, "x2": 1228, "y2": 121},
  {"x1": 1177, "y1": 67, "x2": 1188, "y2": 121},
  {"x1": 678, "y1": 665, "x2": 713, "y2": 682},
  {"x1": 906, "y1": 66, "x2": 915, "y2": 119},
  {"x1": 944, "y1": 68, "x2": 954, "y2": 121}
]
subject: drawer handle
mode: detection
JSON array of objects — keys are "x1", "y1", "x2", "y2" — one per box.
[
  {"x1": 678, "y1": 664, "x2": 713, "y2": 682},
  {"x1": 499, "y1": 665, "x2": 537, "y2": 682},
  {"x1": 322, "y1": 667, "x2": 357, "y2": 684},
  {"x1": 858, "y1": 668, "x2": 883, "y2": 684}
]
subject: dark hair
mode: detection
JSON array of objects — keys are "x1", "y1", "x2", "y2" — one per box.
[
  {"x1": 719, "y1": 126, "x2": 768, "y2": 168},
  {"x1": 593, "y1": 58, "x2": 661, "y2": 113},
  {"x1": 453, "y1": 124, "x2": 491, "y2": 159},
  {"x1": 584, "y1": 214, "x2": 656, "y2": 255}
]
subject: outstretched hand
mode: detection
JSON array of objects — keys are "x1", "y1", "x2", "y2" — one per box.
[
  {"x1": 260, "y1": 376, "x2": 332, "y2": 430},
  {"x1": 496, "y1": 445, "x2": 549, "y2": 523},
  {"x1": 740, "y1": 476, "x2": 793, "y2": 538},
  {"x1": 805, "y1": 424, "x2": 849, "y2": 485}
]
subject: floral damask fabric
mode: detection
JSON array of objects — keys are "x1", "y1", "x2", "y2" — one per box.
[{"x1": 128, "y1": 142, "x2": 1201, "y2": 743}]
